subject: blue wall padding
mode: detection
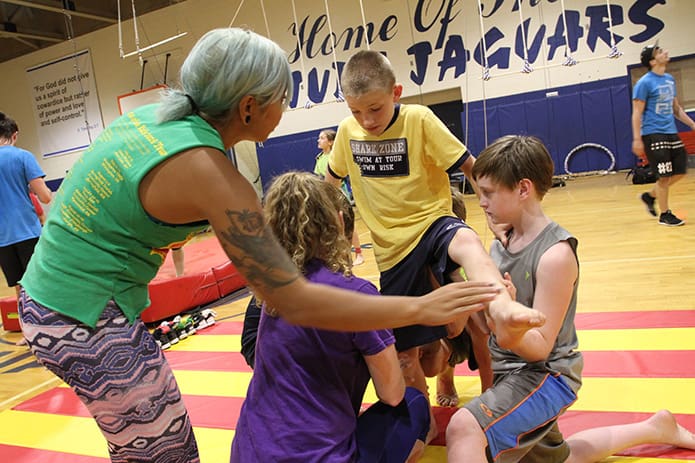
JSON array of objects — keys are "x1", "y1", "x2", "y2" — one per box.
[
  {"x1": 577, "y1": 89, "x2": 618, "y2": 172},
  {"x1": 610, "y1": 84, "x2": 633, "y2": 160},
  {"x1": 461, "y1": 76, "x2": 636, "y2": 175},
  {"x1": 256, "y1": 129, "x2": 325, "y2": 192},
  {"x1": 525, "y1": 99, "x2": 553, "y2": 155},
  {"x1": 550, "y1": 93, "x2": 587, "y2": 172},
  {"x1": 498, "y1": 102, "x2": 527, "y2": 139}
]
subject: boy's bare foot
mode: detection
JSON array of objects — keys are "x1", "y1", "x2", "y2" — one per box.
[
  {"x1": 436, "y1": 366, "x2": 458, "y2": 407},
  {"x1": 649, "y1": 410, "x2": 695, "y2": 449},
  {"x1": 436, "y1": 387, "x2": 459, "y2": 407},
  {"x1": 436, "y1": 392, "x2": 458, "y2": 407},
  {"x1": 489, "y1": 300, "x2": 545, "y2": 349},
  {"x1": 15, "y1": 338, "x2": 27, "y2": 346}
]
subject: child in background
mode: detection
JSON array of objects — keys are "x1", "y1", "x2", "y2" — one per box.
[
  {"x1": 447, "y1": 134, "x2": 695, "y2": 462},
  {"x1": 315, "y1": 128, "x2": 364, "y2": 265},
  {"x1": 232, "y1": 172, "x2": 468, "y2": 462}
]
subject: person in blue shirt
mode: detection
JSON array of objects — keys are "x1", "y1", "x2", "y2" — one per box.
[
  {"x1": 0, "y1": 112, "x2": 52, "y2": 298},
  {"x1": 632, "y1": 41, "x2": 695, "y2": 226}
]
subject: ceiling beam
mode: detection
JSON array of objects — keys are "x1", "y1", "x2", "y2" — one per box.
[
  {"x1": 0, "y1": 29, "x2": 63, "y2": 42},
  {"x1": 0, "y1": 0, "x2": 117, "y2": 24},
  {"x1": 4, "y1": 35, "x2": 40, "y2": 49}
]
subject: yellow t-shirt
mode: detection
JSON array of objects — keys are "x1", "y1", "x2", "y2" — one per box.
[{"x1": 329, "y1": 104, "x2": 467, "y2": 271}]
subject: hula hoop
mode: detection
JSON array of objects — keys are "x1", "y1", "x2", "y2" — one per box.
[{"x1": 564, "y1": 143, "x2": 616, "y2": 175}]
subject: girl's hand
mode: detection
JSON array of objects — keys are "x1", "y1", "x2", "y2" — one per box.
[{"x1": 502, "y1": 272, "x2": 517, "y2": 301}]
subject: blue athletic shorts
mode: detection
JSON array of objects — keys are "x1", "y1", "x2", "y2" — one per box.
[{"x1": 464, "y1": 365, "x2": 578, "y2": 463}]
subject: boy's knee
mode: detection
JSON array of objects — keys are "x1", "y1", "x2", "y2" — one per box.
[
  {"x1": 419, "y1": 340, "x2": 448, "y2": 377},
  {"x1": 657, "y1": 176, "x2": 671, "y2": 186},
  {"x1": 398, "y1": 348, "x2": 421, "y2": 376},
  {"x1": 446, "y1": 408, "x2": 479, "y2": 441}
]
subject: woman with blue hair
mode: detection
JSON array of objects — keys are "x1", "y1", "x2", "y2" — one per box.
[{"x1": 18, "y1": 28, "x2": 499, "y2": 462}]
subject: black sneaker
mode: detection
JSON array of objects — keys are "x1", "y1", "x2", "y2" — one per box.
[
  {"x1": 640, "y1": 192, "x2": 657, "y2": 217},
  {"x1": 658, "y1": 210, "x2": 685, "y2": 227}
]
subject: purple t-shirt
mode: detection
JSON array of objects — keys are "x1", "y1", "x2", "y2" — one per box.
[{"x1": 231, "y1": 260, "x2": 394, "y2": 462}]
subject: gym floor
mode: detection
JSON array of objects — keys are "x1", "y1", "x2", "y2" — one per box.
[{"x1": 1, "y1": 170, "x2": 694, "y2": 462}]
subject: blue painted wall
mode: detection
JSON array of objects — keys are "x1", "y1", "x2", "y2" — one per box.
[{"x1": 257, "y1": 128, "x2": 336, "y2": 192}]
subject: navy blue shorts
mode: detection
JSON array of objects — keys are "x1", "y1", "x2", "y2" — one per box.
[
  {"x1": 380, "y1": 216, "x2": 470, "y2": 351},
  {"x1": 356, "y1": 387, "x2": 430, "y2": 462}
]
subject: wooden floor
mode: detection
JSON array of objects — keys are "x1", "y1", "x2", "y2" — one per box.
[{"x1": 0, "y1": 169, "x2": 694, "y2": 461}]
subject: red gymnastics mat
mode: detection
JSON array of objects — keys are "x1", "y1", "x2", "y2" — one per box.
[
  {"x1": 142, "y1": 236, "x2": 247, "y2": 323},
  {"x1": 7, "y1": 311, "x2": 695, "y2": 462}
]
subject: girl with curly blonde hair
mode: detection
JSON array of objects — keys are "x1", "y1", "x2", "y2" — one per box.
[{"x1": 233, "y1": 171, "x2": 431, "y2": 463}]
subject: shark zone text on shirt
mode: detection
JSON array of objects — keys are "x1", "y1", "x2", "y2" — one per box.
[{"x1": 349, "y1": 139, "x2": 409, "y2": 177}]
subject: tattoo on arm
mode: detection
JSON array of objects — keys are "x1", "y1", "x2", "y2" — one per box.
[{"x1": 219, "y1": 209, "x2": 300, "y2": 292}]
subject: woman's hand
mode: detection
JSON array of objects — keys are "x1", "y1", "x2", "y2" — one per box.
[{"x1": 414, "y1": 281, "x2": 500, "y2": 326}]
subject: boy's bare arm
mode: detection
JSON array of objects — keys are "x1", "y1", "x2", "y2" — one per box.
[
  {"x1": 448, "y1": 228, "x2": 545, "y2": 349},
  {"x1": 632, "y1": 99, "x2": 647, "y2": 158},
  {"x1": 29, "y1": 177, "x2": 52, "y2": 204},
  {"x1": 501, "y1": 241, "x2": 578, "y2": 361},
  {"x1": 325, "y1": 171, "x2": 341, "y2": 186}
]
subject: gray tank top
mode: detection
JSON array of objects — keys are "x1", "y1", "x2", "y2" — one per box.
[{"x1": 489, "y1": 221, "x2": 583, "y2": 392}]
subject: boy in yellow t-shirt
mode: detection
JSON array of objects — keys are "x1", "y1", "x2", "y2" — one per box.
[{"x1": 327, "y1": 50, "x2": 544, "y2": 444}]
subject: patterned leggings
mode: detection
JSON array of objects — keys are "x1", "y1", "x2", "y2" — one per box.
[{"x1": 19, "y1": 289, "x2": 200, "y2": 463}]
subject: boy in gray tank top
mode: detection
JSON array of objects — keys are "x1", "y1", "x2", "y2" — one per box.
[{"x1": 446, "y1": 135, "x2": 695, "y2": 463}]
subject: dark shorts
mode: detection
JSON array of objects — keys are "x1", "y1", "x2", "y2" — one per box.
[
  {"x1": 241, "y1": 296, "x2": 262, "y2": 368},
  {"x1": 356, "y1": 387, "x2": 431, "y2": 462},
  {"x1": 0, "y1": 237, "x2": 39, "y2": 287},
  {"x1": 643, "y1": 133, "x2": 688, "y2": 178},
  {"x1": 380, "y1": 216, "x2": 470, "y2": 351},
  {"x1": 463, "y1": 365, "x2": 577, "y2": 463}
]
